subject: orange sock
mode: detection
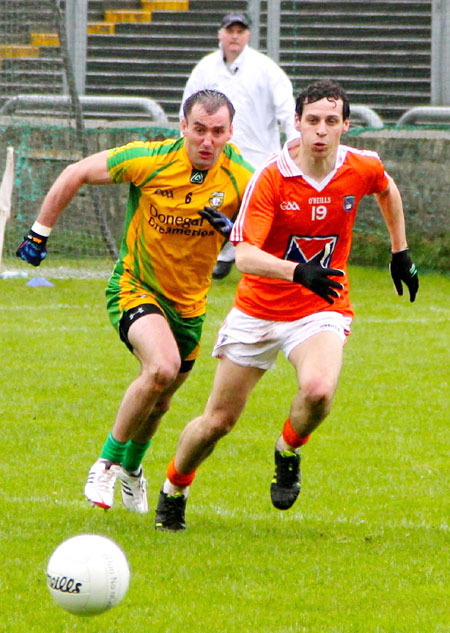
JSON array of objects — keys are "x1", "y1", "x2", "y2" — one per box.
[
  {"x1": 166, "y1": 456, "x2": 196, "y2": 488},
  {"x1": 282, "y1": 418, "x2": 311, "y2": 449}
]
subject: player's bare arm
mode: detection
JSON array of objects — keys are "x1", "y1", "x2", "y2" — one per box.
[
  {"x1": 235, "y1": 241, "x2": 296, "y2": 280},
  {"x1": 17, "y1": 150, "x2": 113, "y2": 266},
  {"x1": 375, "y1": 176, "x2": 418, "y2": 301},
  {"x1": 235, "y1": 241, "x2": 344, "y2": 304},
  {"x1": 36, "y1": 150, "x2": 112, "y2": 228},
  {"x1": 374, "y1": 176, "x2": 408, "y2": 252}
]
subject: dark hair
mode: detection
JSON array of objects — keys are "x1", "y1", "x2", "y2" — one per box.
[
  {"x1": 182, "y1": 89, "x2": 235, "y2": 122},
  {"x1": 295, "y1": 79, "x2": 350, "y2": 120}
]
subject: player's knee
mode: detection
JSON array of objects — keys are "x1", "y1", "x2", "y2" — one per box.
[
  {"x1": 203, "y1": 410, "x2": 237, "y2": 442},
  {"x1": 141, "y1": 359, "x2": 180, "y2": 393},
  {"x1": 302, "y1": 375, "x2": 335, "y2": 413}
]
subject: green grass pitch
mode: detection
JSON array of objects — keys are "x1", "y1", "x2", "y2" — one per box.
[{"x1": 0, "y1": 265, "x2": 448, "y2": 633}]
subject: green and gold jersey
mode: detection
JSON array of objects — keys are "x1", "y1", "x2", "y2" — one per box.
[{"x1": 107, "y1": 137, "x2": 254, "y2": 318}]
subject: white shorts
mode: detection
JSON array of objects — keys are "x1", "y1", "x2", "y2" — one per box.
[{"x1": 212, "y1": 308, "x2": 352, "y2": 370}]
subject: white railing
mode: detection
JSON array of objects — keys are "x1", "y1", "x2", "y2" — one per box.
[
  {"x1": 0, "y1": 95, "x2": 169, "y2": 123},
  {"x1": 396, "y1": 106, "x2": 450, "y2": 126}
]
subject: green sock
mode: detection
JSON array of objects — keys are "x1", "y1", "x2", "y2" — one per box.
[
  {"x1": 100, "y1": 432, "x2": 129, "y2": 465},
  {"x1": 122, "y1": 439, "x2": 152, "y2": 474}
]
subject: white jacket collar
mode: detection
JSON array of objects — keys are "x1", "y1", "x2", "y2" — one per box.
[{"x1": 220, "y1": 44, "x2": 249, "y2": 74}]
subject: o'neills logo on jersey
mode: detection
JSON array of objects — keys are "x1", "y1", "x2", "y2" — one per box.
[
  {"x1": 190, "y1": 169, "x2": 208, "y2": 184},
  {"x1": 309, "y1": 196, "x2": 331, "y2": 204},
  {"x1": 280, "y1": 200, "x2": 300, "y2": 211},
  {"x1": 209, "y1": 192, "x2": 224, "y2": 208}
]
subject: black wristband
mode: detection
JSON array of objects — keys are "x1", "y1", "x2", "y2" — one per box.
[{"x1": 27, "y1": 228, "x2": 48, "y2": 246}]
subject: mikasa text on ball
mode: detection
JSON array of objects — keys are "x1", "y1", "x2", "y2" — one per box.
[{"x1": 46, "y1": 534, "x2": 130, "y2": 616}]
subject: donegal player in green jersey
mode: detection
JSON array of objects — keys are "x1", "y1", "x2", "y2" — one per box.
[{"x1": 16, "y1": 90, "x2": 254, "y2": 514}]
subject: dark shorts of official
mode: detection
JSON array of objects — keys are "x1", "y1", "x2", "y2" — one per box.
[{"x1": 106, "y1": 278, "x2": 205, "y2": 374}]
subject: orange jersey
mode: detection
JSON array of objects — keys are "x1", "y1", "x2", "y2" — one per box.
[{"x1": 231, "y1": 142, "x2": 390, "y2": 321}]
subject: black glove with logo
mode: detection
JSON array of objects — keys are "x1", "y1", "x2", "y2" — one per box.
[
  {"x1": 199, "y1": 206, "x2": 234, "y2": 238},
  {"x1": 16, "y1": 228, "x2": 48, "y2": 266},
  {"x1": 389, "y1": 249, "x2": 419, "y2": 302},
  {"x1": 293, "y1": 245, "x2": 344, "y2": 304}
]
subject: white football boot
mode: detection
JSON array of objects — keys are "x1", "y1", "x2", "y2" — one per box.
[
  {"x1": 118, "y1": 467, "x2": 148, "y2": 514},
  {"x1": 84, "y1": 459, "x2": 119, "y2": 509}
]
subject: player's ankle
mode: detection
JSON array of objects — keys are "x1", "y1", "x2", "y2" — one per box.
[
  {"x1": 163, "y1": 478, "x2": 189, "y2": 498},
  {"x1": 276, "y1": 435, "x2": 297, "y2": 452}
]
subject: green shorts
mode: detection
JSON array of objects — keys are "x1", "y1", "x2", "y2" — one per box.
[{"x1": 106, "y1": 274, "x2": 205, "y2": 364}]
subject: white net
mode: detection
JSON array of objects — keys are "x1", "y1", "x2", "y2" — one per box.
[{"x1": 0, "y1": 0, "x2": 117, "y2": 278}]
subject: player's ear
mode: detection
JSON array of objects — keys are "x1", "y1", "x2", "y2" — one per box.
[
  {"x1": 343, "y1": 118, "x2": 350, "y2": 133},
  {"x1": 294, "y1": 113, "x2": 301, "y2": 131},
  {"x1": 228, "y1": 122, "x2": 233, "y2": 139},
  {"x1": 180, "y1": 118, "x2": 187, "y2": 136}
]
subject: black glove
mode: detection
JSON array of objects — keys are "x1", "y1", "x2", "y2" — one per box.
[
  {"x1": 293, "y1": 246, "x2": 344, "y2": 304},
  {"x1": 199, "y1": 206, "x2": 234, "y2": 238},
  {"x1": 16, "y1": 228, "x2": 48, "y2": 266},
  {"x1": 389, "y1": 249, "x2": 419, "y2": 302}
]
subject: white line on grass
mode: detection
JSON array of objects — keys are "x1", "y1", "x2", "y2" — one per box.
[
  {"x1": 198, "y1": 503, "x2": 449, "y2": 533},
  {"x1": 3, "y1": 306, "x2": 448, "y2": 325},
  {"x1": 1, "y1": 495, "x2": 447, "y2": 533},
  {"x1": 362, "y1": 317, "x2": 449, "y2": 323},
  {"x1": 0, "y1": 494, "x2": 88, "y2": 507}
]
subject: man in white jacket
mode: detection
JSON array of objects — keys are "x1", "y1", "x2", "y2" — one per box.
[{"x1": 180, "y1": 12, "x2": 297, "y2": 279}]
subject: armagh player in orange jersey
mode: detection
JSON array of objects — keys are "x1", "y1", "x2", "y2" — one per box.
[{"x1": 155, "y1": 79, "x2": 419, "y2": 531}]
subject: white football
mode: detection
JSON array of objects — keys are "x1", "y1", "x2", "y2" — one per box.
[{"x1": 46, "y1": 534, "x2": 130, "y2": 616}]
